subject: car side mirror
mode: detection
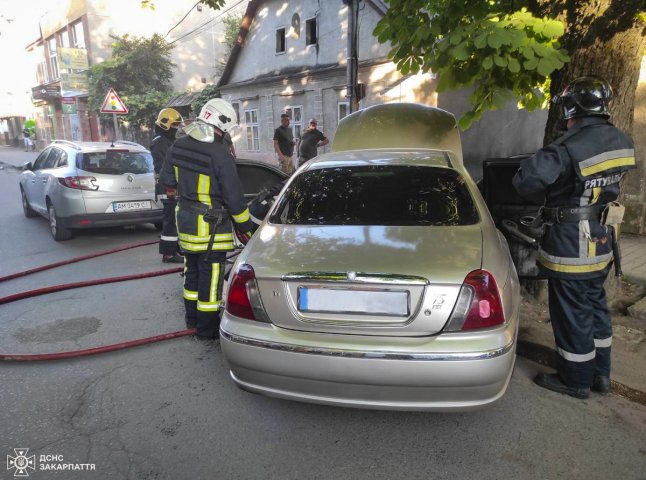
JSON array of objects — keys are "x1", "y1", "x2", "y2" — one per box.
[{"x1": 22, "y1": 161, "x2": 33, "y2": 171}]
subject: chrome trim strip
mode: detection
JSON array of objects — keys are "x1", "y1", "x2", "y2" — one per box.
[
  {"x1": 282, "y1": 272, "x2": 429, "y2": 285},
  {"x1": 220, "y1": 330, "x2": 514, "y2": 361}
]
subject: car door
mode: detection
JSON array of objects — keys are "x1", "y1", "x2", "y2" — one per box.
[
  {"x1": 235, "y1": 160, "x2": 288, "y2": 201},
  {"x1": 24, "y1": 148, "x2": 53, "y2": 214},
  {"x1": 35, "y1": 148, "x2": 64, "y2": 212}
]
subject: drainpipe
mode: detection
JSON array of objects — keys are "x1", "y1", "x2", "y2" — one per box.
[{"x1": 344, "y1": 0, "x2": 358, "y2": 113}]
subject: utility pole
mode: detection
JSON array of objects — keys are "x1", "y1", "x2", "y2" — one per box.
[{"x1": 344, "y1": 0, "x2": 359, "y2": 113}]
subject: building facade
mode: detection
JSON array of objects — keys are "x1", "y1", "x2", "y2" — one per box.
[
  {"x1": 217, "y1": 0, "x2": 549, "y2": 179},
  {"x1": 26, "y1": 0, "x2": 242, "y2": 148}
]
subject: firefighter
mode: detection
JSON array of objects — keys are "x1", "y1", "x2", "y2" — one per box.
[
  {"x1": 151, "y1": 107, "x2": 184, "y2": 263},
  {"x1": 160, "y1": 99, "x2": 253, "y2": 339},
  {"x1": 513, "y1": 76, "x2": 636, "y2": 398}
]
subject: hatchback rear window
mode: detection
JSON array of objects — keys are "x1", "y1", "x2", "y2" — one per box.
[
  {"x1": 269, "y1": 165, "x2": 479, "y2": 226},
  {"x1": 77, "y1": 151, "x2": 154, "y2": 175}
]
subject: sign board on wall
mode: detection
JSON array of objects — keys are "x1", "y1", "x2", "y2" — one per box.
[
  {"x1": 58, "y1": 48, "x2": 89, "y2": 70},
  {"x1": 61, "y1": 97, "x2": 77, "y2": 114},
  {"x1": 60, "y1": 73, "x2": 89, "y2": 97}
]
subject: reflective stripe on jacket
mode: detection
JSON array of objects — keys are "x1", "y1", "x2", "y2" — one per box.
[
  {"x1": 159, "y1": 134, "x2": 253, "y2": 253},
  {"x1": 513, "y1": 117, "x2": 635, "y2": 279}
]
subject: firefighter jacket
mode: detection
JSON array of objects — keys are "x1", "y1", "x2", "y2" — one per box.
[
  {"x1": 159, "y1": 134, "x2": 253, "y2": 253},
  {"x1": 150, "y1": 126, "x2": 178, "y2": 173},
  {"x1": 513, "y1": 117, "x2": 635, "y2": 279}
]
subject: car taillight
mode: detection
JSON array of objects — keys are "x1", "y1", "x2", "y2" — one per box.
[
  {"x1": 58, "y1": 176, "x2": 98, "y2": 190},
  {"x1": 226, "y1": 263, "x2": 270, "y2": 322},
  {"x1": 444, "y1": 269, "x2": 505, "y2": 332}
]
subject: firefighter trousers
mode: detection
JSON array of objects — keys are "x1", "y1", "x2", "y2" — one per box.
[
  {"x1": 548, "y1": 276, "x2": 612, "y2": 389},
  {"x1": 183, "y1": 251, "x2": 226, "y2": 338},
  {"x1": 159, "y1": 198, "x2": 180, "y2": 256}
]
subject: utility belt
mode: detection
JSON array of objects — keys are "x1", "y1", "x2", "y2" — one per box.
[
  {"x1": 178, "y1": 199, "x2": 228, "y2": 224},
  {"x1": 542, "y1": 204, "x2": 607, "y2": 224},
  {"x1": 179, "y1": 199, "x2": 229, "y2": 262}
]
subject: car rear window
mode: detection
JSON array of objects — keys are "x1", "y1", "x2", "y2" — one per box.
[
  {"x1": 269, "y1": 165, "x2": 479, "y2": 226},
  {"x1": 77, "y1": 151, "x2": 154, "y2": 175}
]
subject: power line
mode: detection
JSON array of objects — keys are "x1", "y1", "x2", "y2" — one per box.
[
  {"x1": 168, "y1": 0, "x2": 247, "y2": 46},
  {"x1": 164, "y1": 1, "x2": 202, "y2": 38}
]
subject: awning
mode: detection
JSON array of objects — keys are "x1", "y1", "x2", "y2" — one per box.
[{"x1": 165, "y1": 92, "x2": 201, "y2": 108}]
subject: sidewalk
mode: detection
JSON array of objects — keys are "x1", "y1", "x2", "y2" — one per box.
[{"x1": 518, "y1": 232, "x2": 646, "y2": 400}]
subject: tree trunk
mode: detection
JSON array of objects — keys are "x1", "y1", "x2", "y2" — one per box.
[{"x1": 531, "y1": 0, "x2": 646, "y2": 144}]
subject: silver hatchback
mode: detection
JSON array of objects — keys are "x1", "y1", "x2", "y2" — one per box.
[
  {"x1": 220, "y1": 104, "x2": 521, "y2": 411},
  {"x1": 19, "y1": 140, "x2": 163, "y2": 240}
]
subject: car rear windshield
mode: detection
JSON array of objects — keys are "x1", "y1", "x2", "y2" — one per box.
[
  {"x1": 77, "y1": 151, "x2": 154, "y2": 175},
  {"x1": 269, "y1": 165, "x2": 479, "y2": 226}
]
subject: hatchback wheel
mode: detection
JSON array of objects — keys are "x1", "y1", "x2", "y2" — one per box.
[
  {"x1": 48, "y1": 203, "x2": 73, "y2": 241},
  {"x1": 21, "y1": 188, "x2": 37, "y2": 218}
]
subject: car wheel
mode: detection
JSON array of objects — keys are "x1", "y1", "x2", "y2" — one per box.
[
  {"x1": 21, "y1": 188, "x2": 37, "y2": 218},
  {"x1": 48, "y1": 203, "x2": 73, "y2": 241}
]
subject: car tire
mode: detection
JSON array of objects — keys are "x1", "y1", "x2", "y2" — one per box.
[
  {"x1": 48, "y1": 202, "x2": 73, "y2": 241},
  {"x1": 21, "y1": 188, "x2": 37, "y2": 218}
]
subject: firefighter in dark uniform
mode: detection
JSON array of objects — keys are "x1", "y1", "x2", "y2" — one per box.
[
  {"x1": 513, "y1": 76, "x2": 635, "y2": 398},
  {"x1": 160, "y1": 99, "x2": 253, "y2": 338},
  {"x1": 151, "y1": 108, "x2": 184, "y2": 263}
]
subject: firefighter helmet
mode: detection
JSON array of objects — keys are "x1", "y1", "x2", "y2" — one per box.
[
  {"x1": 198, "y1": 98, "x2": 237, "y2": 133},
  {"x1": 555, "y1": 76, "x2": 613, "y2": 120},
  {"x1": 155, "y1": 108, "x2": 183, "y2": 130}
]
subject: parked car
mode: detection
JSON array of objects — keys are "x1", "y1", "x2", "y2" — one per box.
[
  {"x1": 220, "y1": 103, "x2": 521, "y2": 411},
  {"x1": 19, "y1": 140, "x2": 163, "y2": 241}
]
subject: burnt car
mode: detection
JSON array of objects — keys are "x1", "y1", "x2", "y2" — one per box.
[{"x1": 220, "y1": 103, "x2": 520, "y2": 411}]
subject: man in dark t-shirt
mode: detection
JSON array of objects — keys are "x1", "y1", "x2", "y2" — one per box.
[
  {"x1": 273, "y1": 113, "x2": 295, "y2": 174},
  {"x1": 298, "y1": 118, "x2": 328, "y2": 166}
]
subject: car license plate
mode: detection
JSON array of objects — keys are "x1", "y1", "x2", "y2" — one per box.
[
  {"x1": 298, "y1": 287, "x2": 409, "y2": 316},
  {"x1": 112, "y1": 201, "x2": 151, "y2": 212}
]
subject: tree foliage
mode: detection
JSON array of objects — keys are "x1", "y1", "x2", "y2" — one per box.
[
  {"x1": 87, "y1": 34, "x2": 177, "y2": 132},
  {"x1": 374, "y1": 1, "x2": 570, "y2": 129},
  {"x1": 374, "y1": 0, "x2": 645, "y2": 132}
]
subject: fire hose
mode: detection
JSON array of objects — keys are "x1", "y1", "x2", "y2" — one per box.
[{"x1": 0, "y1": 240, "x2": 240, "y2": 362}]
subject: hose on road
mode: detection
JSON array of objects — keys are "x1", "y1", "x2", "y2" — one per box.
[{"x1": 0, "y1": 239, "x2": 200, "y2": 362}]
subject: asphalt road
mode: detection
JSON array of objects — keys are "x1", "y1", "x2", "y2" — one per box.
[{"x1": 1, "y1": 147, "x2": 645, "y2": 480}]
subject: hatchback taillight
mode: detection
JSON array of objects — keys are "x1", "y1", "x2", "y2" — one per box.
[
  {"x1": 226, "y1": 263, "x2": 270, "y2": 322},
  {"x1": 444, "y1": 270, "x2": 505, "y2": 331},
  {"x1": 58, "y1": 176, "x2": 98, "y2": 190}
]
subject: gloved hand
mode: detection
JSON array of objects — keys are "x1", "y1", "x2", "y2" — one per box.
[
  {"x1": 164, "y1": 187, "x2": 177, "y2": 200},
  {"x1": 235, "y1": 229, "x2": 252, "y2": 245}
]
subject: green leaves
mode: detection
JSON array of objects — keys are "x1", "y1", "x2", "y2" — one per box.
[{"x1": 374, "y1": 2, "x2": 571, "y2": 130}]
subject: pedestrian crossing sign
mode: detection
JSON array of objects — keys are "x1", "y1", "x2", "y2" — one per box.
[{"x1": 100, "y1": 88, "x2": 128, "y2": 114}]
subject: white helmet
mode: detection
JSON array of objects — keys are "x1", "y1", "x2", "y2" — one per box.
[{"x1": 198, "y1": 98, "x2": 237, "y2": 133}]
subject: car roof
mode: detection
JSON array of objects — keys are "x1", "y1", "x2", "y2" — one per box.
[{"x1": 49, "y1": 140, "x2": 149, "y2": 153}]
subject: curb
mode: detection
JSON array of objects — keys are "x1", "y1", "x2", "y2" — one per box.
[{"x1": 517, "y1": 340, "x2": 646, "y2": 406}]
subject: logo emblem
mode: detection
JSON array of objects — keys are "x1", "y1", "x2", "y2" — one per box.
[
  {"x1": 7, "y1": 448, "x2": 35, "y2": 477},
  {"x1": 127, "y1": 174, "x2": 134, "y2": 182}
]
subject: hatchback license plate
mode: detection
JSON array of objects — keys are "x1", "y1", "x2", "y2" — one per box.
[
  {"x1": 298, "y1": 287, "x2": 409, "y2": 316},
  {"x1": 113, "y1": 201, "x2": 151, "y2": 212}
]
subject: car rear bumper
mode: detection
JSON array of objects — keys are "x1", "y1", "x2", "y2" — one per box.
[
  {"x1": 220, "y1": 318, "x2": 518, "y2": 411},
  {"x1": 59, "y1": 209, "x2": 163, "y2": 229}
]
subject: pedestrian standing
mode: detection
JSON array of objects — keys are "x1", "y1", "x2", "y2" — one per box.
[
  {"x1": 22, "y1": 127, "x2": 33, "y2": 152},
  {"x1": 297, "y1": 118, "x2": 329, "y2": 167},
  {"x1": 151, "y1": 108, "x2": 184, "y2": 263},
  {"x1": 513, "y1": 76, "x2": 636, "y2": 398},
  {"x1": 273, "y1": 113, "x2": 296, "y2": 175},
  {"x1": 160, "y1": 99, "x2": 253, "y2": 339}
]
